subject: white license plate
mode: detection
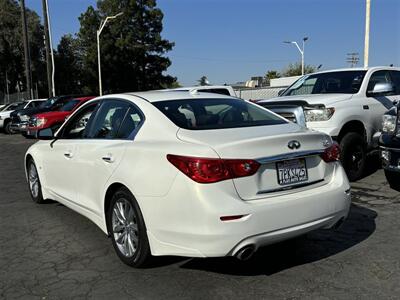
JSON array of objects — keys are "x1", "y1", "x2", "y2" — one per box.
[{"x1": 276, "y1": 158, "x2": 308, "y2": 186}]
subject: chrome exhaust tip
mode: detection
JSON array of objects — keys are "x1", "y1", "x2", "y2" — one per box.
[{"x1": 235, "y1": 245, "x2": 256, "y2": 261}]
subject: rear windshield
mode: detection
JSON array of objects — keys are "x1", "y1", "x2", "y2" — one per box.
[{"x1": 153, "y1": 98, "x2": 286, "y2": 130}]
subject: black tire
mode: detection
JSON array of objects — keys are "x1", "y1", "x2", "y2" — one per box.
[
  {"x1": 107, "y1": 187, "x2": 151, "y2": 267},
  {"x1": 27, "y1": 158, "x2": 45, "y2": 204},
  {"x1": 339, "y1": 132, "x2": 366, "y2": 182},
  {"x1": 4, "y1": 120, "x2": 15, "y2": 134},
  {"x1": 385, "y1": 170, "x2": 400, "y2": 191}
]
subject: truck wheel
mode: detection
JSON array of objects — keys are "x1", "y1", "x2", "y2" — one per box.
[
  {"x1": 340, "y1": 132, "x2": 366, "y2": 181},
  {"x1": 384, "y1": 170, "x2": 400, "y2": 191},
  {"x1": 4, "y1": 120, "x2": 15, "y2": 134}
]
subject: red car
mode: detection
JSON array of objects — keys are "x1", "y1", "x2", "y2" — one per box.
[{"x1": 26, "y1": 96, "x2": 95, "y2": 137}]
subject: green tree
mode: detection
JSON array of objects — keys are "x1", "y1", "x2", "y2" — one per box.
[
  {"x1": 0, "y1": 0, "x2": 46, "y2": 96},
  {"x1": 265, "y1": 70, "x2": 280, "y2": 80},
  {"x1": 54, "y1": 34, "x2": 84, "y2": 95},
  {"x1": 282, "y1": 62, "x2": 316, "y2": 77},
  {"x1": 77, "y1": 0, "x2": 176, "y2": 95},
  {"x1": 197, "y1": 76, "x2": 209, "y2": 86}
]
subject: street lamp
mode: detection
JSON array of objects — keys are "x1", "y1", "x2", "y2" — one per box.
[
  {"x1": 284, "y1": 37, "x2": 309, "y2": 75},
  {"x1": 97, "y1": 12, "x2": 123, "y2": 96}
]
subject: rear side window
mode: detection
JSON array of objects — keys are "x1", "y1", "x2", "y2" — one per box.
[
  {"x1": 153, "y1": 98, "x2": 286, "y2": 130},
  {"x1": 367, "y1": 70, "x2": 395, "y2": 96}
]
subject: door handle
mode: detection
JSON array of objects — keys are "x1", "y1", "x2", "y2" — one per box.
[
  {"x1": 363, "y1": 105, "x2": 369, "y2": 110},
  {"x1": 102, "y1": 155, "x2": 114, "y2": 163},
  {"x1": 64, "y1": 151, "x2": 73, "y2": 158}
]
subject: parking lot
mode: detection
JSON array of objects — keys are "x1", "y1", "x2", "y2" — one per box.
[{"x1": 0, "y1": 134, "x2": 399, "y2": 299}]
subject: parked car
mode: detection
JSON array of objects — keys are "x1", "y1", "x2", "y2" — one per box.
[
  {"x1": 379, "y1": 102, "x2": 400, "y2": 190},
  {"x1": 25, "y1": 96, "x2": 94, "y2": 138},
  {"x1": 26, "y1": 91, "x2": 350, "y2": 267},
  {"x1": 0, "y1": 99, "x2": 45, "y2": 134},
  {"x1": 257, "y1": 66, "x2": 400, "y2": 181},
  {"x1": 10, "y1": 95, "x2": 78, "y2": 136}
]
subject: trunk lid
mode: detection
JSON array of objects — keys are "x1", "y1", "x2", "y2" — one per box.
[{"x1": 177, "y1": 124, "x2": 333, "y2": 200}]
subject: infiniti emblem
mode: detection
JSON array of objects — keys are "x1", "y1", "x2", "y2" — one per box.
[{"x1": 288, "y1": 140, "x2": 301, "y2": 150}]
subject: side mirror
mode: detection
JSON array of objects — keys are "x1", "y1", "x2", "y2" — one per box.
[
  {"x1": 278, "y1": 89, "x2": 285, "y2": 96},
  {"x1": 368, "y1": 82, "x2": 394, "y2": 96},
  {"x1": 36, "y1": 128, "x2": 54, "y2": 140}
]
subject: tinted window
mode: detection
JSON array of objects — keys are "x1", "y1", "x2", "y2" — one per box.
[
  {"x1": 32, "y1": 101, "x2": 44, "y2": 108},
  {"x1": 282, "y1": 71, "x2": 367, "y2": 96},
  {"x1": 367, "y1": 70, "x2": 395, "y2": 96},
  {"x1": 88, "y1": 100, "x2": 142, "y2": 139},
  {"x1": 58, "y1": 100, "x2": 80, "y2": 112},
  {"x1": 153, "y1": 98, "x2": 286, "y2": 130},
  {"x1": 61, "y1": 103, "x2": 99, "y2": 139},
  {"x1": 7, "y1": 102, "x2": 26, "y2": 111},
  {"x1": 390, "y1": 71, "x2": 400, "y2": 94}
]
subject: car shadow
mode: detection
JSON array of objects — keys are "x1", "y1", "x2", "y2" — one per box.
[
  {"x1": 178, "y1": 204, "x2": 376, "y2": 276},
  {"x1": 357, "y1": 150, "x2": 382, "y2": 181}
]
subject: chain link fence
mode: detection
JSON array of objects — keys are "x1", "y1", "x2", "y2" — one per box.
[
  {"x1": 1, "y1": 91, "x2": 38, "y2": 105},
  {"x1": 234, "y1": 86, "x2": 287, "y2": 101}
]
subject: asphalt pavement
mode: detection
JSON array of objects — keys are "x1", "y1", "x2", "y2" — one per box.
[{"x1": 0, "y1": 134, "x2": 399, "y2": 299}]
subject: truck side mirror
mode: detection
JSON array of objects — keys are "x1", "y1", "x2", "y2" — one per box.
[
  {"x1": 278, "y1": 89, "x2": 285, "y2": 96},
  {"x1": 368, "y1": 82, "x2": 394, "y2": 96}
]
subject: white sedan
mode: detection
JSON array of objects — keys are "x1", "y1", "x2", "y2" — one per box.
[{"x1": 25, "y1": 91, "x2": 351, "y2": 267}]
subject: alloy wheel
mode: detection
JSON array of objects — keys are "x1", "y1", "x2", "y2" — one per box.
[
  {"x1": 28, "y1": 163, "x2": 39, "y2": 198},
  {"x1": 112, "y1": 198, "x2": 139, "y2": 257}
]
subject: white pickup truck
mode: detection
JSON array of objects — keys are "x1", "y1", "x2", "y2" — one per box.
[{"x1": 258, "y1": 67, "x2": 400, "y2": 181}]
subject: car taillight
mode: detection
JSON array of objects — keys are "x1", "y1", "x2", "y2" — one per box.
[
  {"x1": 166, "y1": 154, "x2": 260, "y2": 183},
  {"x1": 321, "y1": 143, "x2": 340, "y2": 162}
]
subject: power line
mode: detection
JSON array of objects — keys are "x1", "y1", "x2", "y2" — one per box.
[{"x1": 346, "y1": 53, "x2": 360, "y2": 68}]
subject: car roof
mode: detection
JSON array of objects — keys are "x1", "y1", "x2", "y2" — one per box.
[
  {"x1": 74, "y1": 96, "x2": 95, "y2": 102},
  {"x1": 125, "y1": 90, "x2": 239, "y2": 102},
  {"x1": 308, "y1": 66, "x2": 400, "y2": 75}
]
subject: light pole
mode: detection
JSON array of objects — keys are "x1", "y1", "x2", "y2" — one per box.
[
  {"x1": 44, "y1": 0, "x2": 55, "y2": 97},
  {"x1": 97, "y1": 12, "x2": 123, "y2": 96},
  {"x1": 364, "y1": 0, "x2": 371, "y2": 68},
  {"x1": 284, "y1": 37, "x2": 309, "y2": 75}
]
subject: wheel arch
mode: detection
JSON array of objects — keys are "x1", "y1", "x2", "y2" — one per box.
[
  {"x1": 104, "y1": 182, "x2": 127, "y2": 234},
  {"x1": 337, "y1": 120, "x2": 367, "y2": 144}
]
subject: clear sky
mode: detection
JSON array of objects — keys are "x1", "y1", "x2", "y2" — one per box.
[{"x1": 26, "y1": 0, "x2": 400, "y2": 86}]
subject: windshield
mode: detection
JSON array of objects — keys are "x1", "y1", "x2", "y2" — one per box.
[
  {"x1": 153, "y1": 98, "x2": 286, "y2": 130},
  {"x1": 40, "y1": 97, "x2": 57, "y2": 108},
  {"x1": 282, "y1": 71, "x2": 367, "y2": 96},
  {"x1": 3, "y1": 102, "x2": 26, "y2": 111},
  {"x1": 58, "y1": 100, "x2": 80, "y2": 112}
]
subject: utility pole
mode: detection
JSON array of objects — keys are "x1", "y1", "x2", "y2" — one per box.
[
  {"x1": 42, "y1": 0, "x2": 52, "y2": 97},
  {"x1": 346, "y1": 53, "x2": 360, "y2": 68},
  {"x1": 364, "y1": 0, "x2": 371, "y2": 68},
  {"x1": 20, "y1": 0, "x2": 33, "y2": 99}
]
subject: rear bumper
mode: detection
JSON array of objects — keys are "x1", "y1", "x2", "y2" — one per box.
[{"x1": 141, "y1": 162, "x2": 351, "y2": 258}]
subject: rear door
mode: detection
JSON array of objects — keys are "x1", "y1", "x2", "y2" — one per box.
[{"x1": 73, "y1": 99, "x2": 144, "y2": 216}]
